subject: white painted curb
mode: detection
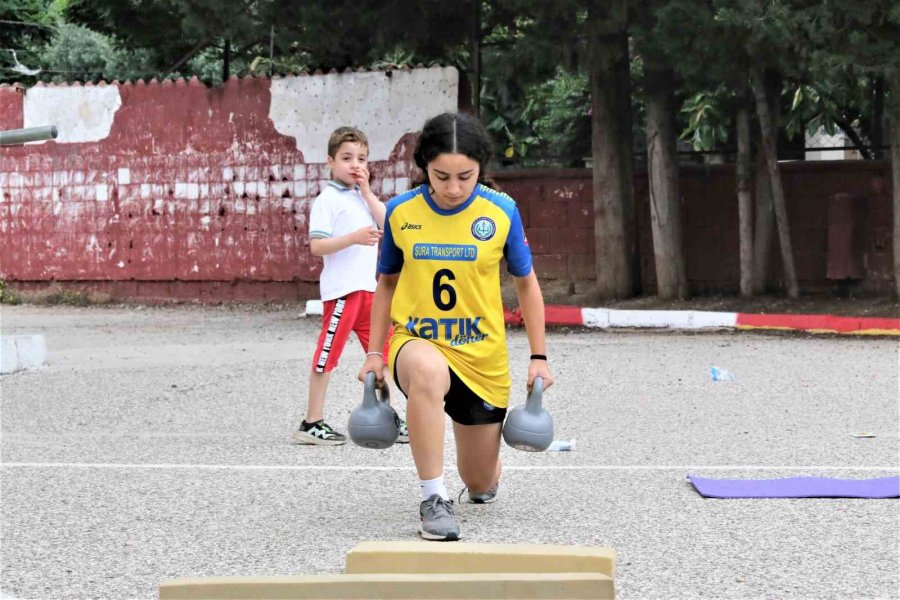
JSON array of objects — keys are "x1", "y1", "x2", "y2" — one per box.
[
  {"x1": 300, "y1": 299, "x2": 740, "y2": 331},
  {"x1": 303, "y1": 300, "x2": 324, "y2": 317},
  {"x1": 582, "y1": 308, "x2": 738, "y2": 330},
  {"x1": 0, "y1": 334, "x2": 48, "y2": 374}
]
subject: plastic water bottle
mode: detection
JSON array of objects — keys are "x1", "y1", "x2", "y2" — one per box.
[
  {"x1": 547, "y1": 439, "x2": 576, "y2": 452},
  {"x1": 710, "y1": 366, "x2": 737, "y2": 383}
]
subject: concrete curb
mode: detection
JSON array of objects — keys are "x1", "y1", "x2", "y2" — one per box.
[
  {"x1": 532, "y1": 305, "x2": 900, "y2": 336},
  {"x1": 732, "y1": 312, "x2": 900, "y2": 335},
  {"x1": 303, "y1": 300, "x2": 324, "y2": 318},
  {"x1": 304, "y1": 300, "x2": 899, "y2": 336},
  {"x1": 0, "y1": 334, "x2": 48, "y2": 374}
]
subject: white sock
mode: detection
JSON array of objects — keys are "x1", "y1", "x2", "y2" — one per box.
[{"x1": 420, "y1": 475, "x2": 448, "y2": 501}]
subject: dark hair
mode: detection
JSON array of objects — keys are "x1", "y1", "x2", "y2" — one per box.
[
  {"x1": 327, "y1": 126, "x2": 368, "y2": 158},
  {"x1": 412, "y1": 112, "x2": 496, "y2": 189}
]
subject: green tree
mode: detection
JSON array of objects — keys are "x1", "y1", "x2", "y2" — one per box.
[
  {"x1": 586, "y1": 0, "x2": 637, "y2": 298},
  {"x1": 478, "y1": 1, "x2": 586, "y2": 163},
  {"x1": 64, "y1": 0, "x2": 474, "y2": 84},
  {"x1": 633, "y1": 0, "x2": 689, "y2": 299},
  {"x1": 527, "y1": 67, "x2": 591, "y2": 163},
  {"x1": 487, "y1": 0, "x2": 638, "y2": 298},
  {"x1": 1, "y1": 0, "x2": 57, "y2": 83},
  {"x1": 40, "y1": 22, "x2": 113, "y2": 80},
  {"x1": 711, "y1": 0, "x2": 812, "y2": 298},
  {"x1": 65, "y1": 0, "x2": 272, "y2": 81}
]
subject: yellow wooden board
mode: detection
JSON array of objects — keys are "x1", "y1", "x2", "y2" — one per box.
[
  {"x1": 345, "y1": 541, "x2": 616, "y2": 578},
  {"x1": 159, "y1": 571, "x2": 615, "y2": 599}
]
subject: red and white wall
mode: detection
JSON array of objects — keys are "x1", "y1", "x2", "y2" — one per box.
[
  {"x1": 1, "y1": 68, "x2": 894, "y2": 301},
  {"x1": 0, "y1": 68, "x2": 458, "y2": 301}
]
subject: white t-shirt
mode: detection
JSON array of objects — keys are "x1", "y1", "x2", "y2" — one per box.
[{"x1": 308, "y1": 181, "x2": 379, "y2": 301}]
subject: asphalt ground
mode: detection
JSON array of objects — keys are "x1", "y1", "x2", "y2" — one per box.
[{"x1": 1, "y1": 304, "x2": 898, "y2": 600}]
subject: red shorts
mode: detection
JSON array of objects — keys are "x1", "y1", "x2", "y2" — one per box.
[{"x1": 312, "y1": 290, "x2": 391, "y2": 373}]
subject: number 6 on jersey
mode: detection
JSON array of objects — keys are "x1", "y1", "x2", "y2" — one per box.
[{"x1": 432, "y1": 269, "x2": 457, "y2": 311}]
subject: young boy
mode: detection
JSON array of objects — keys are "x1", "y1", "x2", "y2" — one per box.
[{"x1": 293, "y1": 126, "x2": 407, "y2": 446}]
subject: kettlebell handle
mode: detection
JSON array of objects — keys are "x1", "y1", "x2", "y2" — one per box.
[
  {"x1": 364, "y1": 371, "x2": 376, "y2": 388},
  {"x1": 527, "y1": 376, "x2": 544, "y2": 411},
  {"x1": 363, "y1": 371, "x2": 390, "y2": 406}
]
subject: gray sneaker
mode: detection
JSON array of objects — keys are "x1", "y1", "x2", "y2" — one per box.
[
  {"x1": 396, "y1": 417, "x2": 409, "y2": 443},
  {"x1": 418, "y1": 494, "x2": 460, "y2": 541},
  {"x1": 460, "y1": 483, "x2": 499, "y2": 504}
]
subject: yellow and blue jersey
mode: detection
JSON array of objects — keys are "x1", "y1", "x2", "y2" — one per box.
[{"x1": 379, "y1": 183, "x2": 532, "y2": 408}]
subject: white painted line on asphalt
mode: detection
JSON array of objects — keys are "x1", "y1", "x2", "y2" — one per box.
[
  {"x1": 2, "y1": 463, "x2": 896, "y2": 472},
  {"x1": 0, "y1": 462, "x2": 413, "y2": 471}
]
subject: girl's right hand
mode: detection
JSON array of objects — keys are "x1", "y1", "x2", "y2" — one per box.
[{"x1": 358, "y1": 354, "x2": 386, "y2": 386}]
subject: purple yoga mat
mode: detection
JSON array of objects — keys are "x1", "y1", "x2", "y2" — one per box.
[{"x1": 688, "y1": 475, "x2": 900, "y2": 499}]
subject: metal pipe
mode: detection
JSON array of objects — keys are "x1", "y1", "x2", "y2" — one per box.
[{"x1": 0, "y1": 125, "x2": 58, "y2": 146}]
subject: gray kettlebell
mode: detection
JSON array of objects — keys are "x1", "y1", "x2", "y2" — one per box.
[
  {"x1": 348, "y1": 371, "x2": 400, "y2": 449},
  {"x1": 502, "y1": 376, "x2": 553, "y2": 452}
]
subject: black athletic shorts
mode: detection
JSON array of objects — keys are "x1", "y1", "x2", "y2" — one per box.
[{"x1": 393, "y1": 340, "x2": 508, "y2": 426}]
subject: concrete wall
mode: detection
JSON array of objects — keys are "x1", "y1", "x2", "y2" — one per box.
[{"x1": 0, "y1": 68, "x2": 457, "y2": 301}]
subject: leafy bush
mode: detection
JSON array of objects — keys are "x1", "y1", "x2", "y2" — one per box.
[
  {"x1": 40, "y1": 23, "x2": 154, "y2": 82},
  {"x1": 528, "y1": 67, "x2": 591, "y2": 163},
  {"x1": 680, "y1": 87, "x2": 732, "y2": 151},
  {"x1": 0, "y1": 280, "x2": 22, "y2": 305},
  {"x1": 106, "y1": 46, "x2": 155, "y2": 82},
  {"x1": 41, "y1": 287, "x2": 92, "y2": 306},
  {"x1": 41, "y1": 23, "x2": 116, "y2": 81}
]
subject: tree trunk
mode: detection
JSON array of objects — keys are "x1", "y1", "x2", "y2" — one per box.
[
  {"x1": 468, "y1": 0, "x2": 482, "y2": 117},
  {"x1": 835, "y1": 117, "x2": 874, "y2": 160},
  {"x1": 889, "y1": 70, "x2": 900, "y2": 297},
  {"x1": 752, "y1": 75, "x2": 779, "y2": 294},
  {"x1": 222, "y1": 39, "x2": 231, "y2": 81},
  {"x1": 645, "y1": 66, "x2": 687, "y2": 298},
  {"x1": 751, "y1": 68, "x2": 799, "y2": 298},
  {"x1": 752, "y1": 147, "x2": 773, "y2": 293},
  {"x1": 587, "y1": 0, "x2": 632, "y2": 299},
  {"x1": 615, "y1": 32, "x2": 640, "y2": 295},
  {"x1": 736, "y1": 104, "x2": 754, "y2": 297},
  {"x1": 872, "y1": 76, "x2": 885, "y2": 160},
  {"x1": 163, "y1": 37, "x2": 212, "y2": 77}
]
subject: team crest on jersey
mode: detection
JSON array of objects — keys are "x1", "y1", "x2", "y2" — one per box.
[{"x1": 471, "y1": 217, "x2": 496, "y2": 241}]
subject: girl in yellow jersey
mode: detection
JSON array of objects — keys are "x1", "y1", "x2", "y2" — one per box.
[{"x1": 358, "y1": 112, "x2": 554, "y2": 541}]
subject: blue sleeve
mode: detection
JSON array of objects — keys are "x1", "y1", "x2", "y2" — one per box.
[
  {"x1": 377, "y1": 205, "x2": 403, "y2": 274},
  {"x1": 504, "y1": 206, "x2": 532, "y2": 276}
]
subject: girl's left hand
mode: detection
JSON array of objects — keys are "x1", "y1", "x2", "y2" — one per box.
[{"x1": 527, "y1": 359, "x2": 554, "y2": 392}]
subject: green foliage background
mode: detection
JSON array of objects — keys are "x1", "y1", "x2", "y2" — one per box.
[{"x1": 1, "y1": 0, "x2": 898, "y2": 165}]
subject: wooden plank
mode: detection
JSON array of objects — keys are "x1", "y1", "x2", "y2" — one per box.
[
  {"x1": 159, "y1": 572, "x2": 615, "y2": 599},
  {"x1": 345, "y1": 541, "x2": 616, "y2": 578}
]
